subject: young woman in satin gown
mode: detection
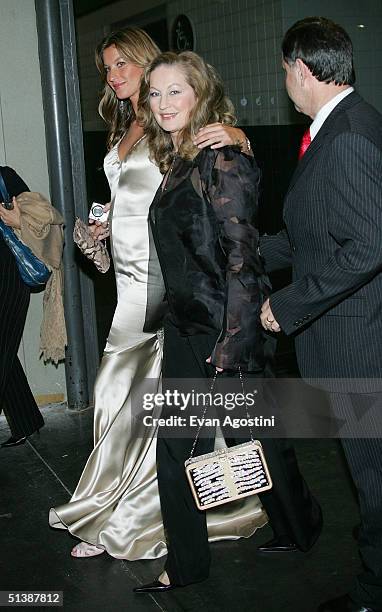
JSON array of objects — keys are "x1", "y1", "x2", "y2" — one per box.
[{"x1": 49, "y1": 27, "x2": 265, "y2": 560}]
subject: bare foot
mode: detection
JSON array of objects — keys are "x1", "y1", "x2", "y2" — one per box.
[{"x1": 71, "y1": 541, "x2": 105, "y2": 558}]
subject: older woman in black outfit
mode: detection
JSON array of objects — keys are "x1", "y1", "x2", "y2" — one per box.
[
  {"x1": 135, "y1": 51, "x2": 322, "y2": 592},
  {"x1": 0, "y1": 166, "x2": 44, "y2": 447}
]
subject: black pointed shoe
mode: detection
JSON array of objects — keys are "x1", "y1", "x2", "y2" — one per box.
[
  {"x1": 317, "y1": 593, "x2": 380, "y2": 611},
  {"x1": 257, "y1": 536, "x2": 299, "y2": 553},
  {"x1": 133, "y1": 580, "x2": 178, "y2": 594},
  {"x1": 1, "y1": 435, "x2": 27, "y2": 448}
]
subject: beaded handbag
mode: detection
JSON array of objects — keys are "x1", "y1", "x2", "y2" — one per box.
[{"x1": 185, "y1": 369, "x2": 273, "y2": 511}]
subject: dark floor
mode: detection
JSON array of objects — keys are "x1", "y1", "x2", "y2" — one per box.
[{"x1": 0, "y1": 403, "x2": 360, "y2": 612}]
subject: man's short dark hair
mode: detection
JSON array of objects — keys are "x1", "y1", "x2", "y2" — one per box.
[{"x1": 282, "y1": 17, "x2": 355, "y2": 85}]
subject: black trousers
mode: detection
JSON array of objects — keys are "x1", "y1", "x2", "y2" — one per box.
[
  {"x1": 0, "y1": 240, "x2": 44, "y2": 437},
  {"x1": 329, "y1": 392, "x2": 382, "y2": 608},
  {"x1": 157, "y1": 320, "x2": 322, "y2": 585}
]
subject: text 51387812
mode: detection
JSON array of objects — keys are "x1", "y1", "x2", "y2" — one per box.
[{"x1": 0, "y1": 592, "x2": 63, "y2": 607}]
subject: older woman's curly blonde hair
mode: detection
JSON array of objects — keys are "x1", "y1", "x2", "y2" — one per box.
[{"x1": 138, "y1": 51, "x2": 236, "y2": 173}]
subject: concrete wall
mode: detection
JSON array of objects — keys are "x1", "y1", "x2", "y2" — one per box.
[
  {"x1": 76, "y1": 0, "x2": 382, "y2": 129},
  {"x1": 167, "y1": 0, "x2": 285, "y2": 126},
  {"x1": 0, "y1": 0, "x2": 66, "y2": 403},
  {"x1": 282, "y1": 0, "x2": 382, "y2": 117},
  {"x1": 76, "y1": 0, "x2": 163, "y2": 131}
]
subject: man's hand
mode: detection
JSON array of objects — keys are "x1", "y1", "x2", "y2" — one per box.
[
  {"x1": 260, "y1": 299, "x2": 281, "y2": 332},
  {"x1": 193, "y1": 124, "x2": 249, "y2": 151},
  {"x1": 89, "y1": 202, "x2": 111, "y2": 241},
  {"x1": 0, "y1": 197, "x2": 21, "y2": 229}
]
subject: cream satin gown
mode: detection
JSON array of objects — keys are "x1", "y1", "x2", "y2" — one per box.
[{"x1": 49, "y1": 137, "x2": 267, "y2": 560}]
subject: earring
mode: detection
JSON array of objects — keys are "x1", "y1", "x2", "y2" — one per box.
[{"x1": 119, "y1": 100, "x2": 125, "y2": 113}]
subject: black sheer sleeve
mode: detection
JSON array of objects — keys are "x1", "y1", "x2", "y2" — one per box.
[{"x1": 200, "y1": 147, "x2": 271, "y2": 371}]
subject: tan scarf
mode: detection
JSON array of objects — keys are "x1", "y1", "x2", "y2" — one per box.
[{"x1": 15, "y1": 192, "x2": 67, "y2": 364}]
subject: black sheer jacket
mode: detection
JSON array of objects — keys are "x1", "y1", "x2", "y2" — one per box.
[{"x1": 149, "y1": 146, "x2": 272, "y2": 372}]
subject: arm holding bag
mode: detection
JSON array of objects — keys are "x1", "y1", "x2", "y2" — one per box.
[{"x1": 0, "y1": 170, "x2": 51, "y2": 288}]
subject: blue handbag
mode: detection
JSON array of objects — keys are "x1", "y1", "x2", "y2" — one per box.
[{"x1": 0, "y1": 170, "x2": 51, "y2": 288}]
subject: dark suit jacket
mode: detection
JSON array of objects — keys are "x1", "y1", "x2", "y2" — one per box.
[{"x1": 260, "y1": 92, "x2": 382, "y2": 391}]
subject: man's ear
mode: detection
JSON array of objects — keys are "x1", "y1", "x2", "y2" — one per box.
[{"x1": 295, "y1": 58, "x2": 311, "y2": 85}]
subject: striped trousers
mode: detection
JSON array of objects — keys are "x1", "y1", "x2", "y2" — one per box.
[
  {"x1": 0, "y1": 238, "x2": 44, "y2": 437},
  {"x1": 329, "y1": 392, "x2": 382, "y2": 608}
]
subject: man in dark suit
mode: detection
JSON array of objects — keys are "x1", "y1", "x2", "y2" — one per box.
[{"x1": 260, "y1": 17, "x2": 382, "y2": 612}]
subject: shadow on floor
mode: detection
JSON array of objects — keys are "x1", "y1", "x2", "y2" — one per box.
[{"x1": 0, "y1": 403, "x2": 360, "y2": 612}]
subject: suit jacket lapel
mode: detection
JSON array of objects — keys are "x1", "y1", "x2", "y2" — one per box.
[{"x1": 285, "y1": 91, "x2": 362, "y2": 198}]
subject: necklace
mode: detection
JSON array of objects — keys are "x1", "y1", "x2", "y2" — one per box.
[{"x1": 163, "y1": 156, "x2": 176, "y2": 192}]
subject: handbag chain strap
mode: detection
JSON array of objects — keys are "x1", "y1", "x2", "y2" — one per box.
[
  {"x1": 189, "y1": 366, "x2": 255, "y2": 459},
  {"x1": 0, "y1": 169, "x2": 10, "y2": 203}
]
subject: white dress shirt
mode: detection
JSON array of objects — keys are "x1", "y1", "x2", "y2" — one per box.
[{"x1": 310, "y1": 87, "x2": 354, "y2": 140}]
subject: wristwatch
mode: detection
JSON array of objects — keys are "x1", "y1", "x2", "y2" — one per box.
[{"x1": 235, "y1": 137, "x2": 251, "y2": 153}]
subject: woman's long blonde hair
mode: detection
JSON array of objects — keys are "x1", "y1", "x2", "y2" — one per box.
[
  {"x1": 95, "y1": 27, "x2": 160, "y2": 150},
  {"x1": 138, "y1": 51, "x2": 236, "y2": 173}
]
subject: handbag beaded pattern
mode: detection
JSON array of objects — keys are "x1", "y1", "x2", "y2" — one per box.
[{"x1": 185, "y1": 369, "x2": 273, "y2": 511}]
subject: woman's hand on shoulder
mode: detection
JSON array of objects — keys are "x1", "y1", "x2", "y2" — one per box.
[
  {"x1": 0, "y1": 196, "x2": 21, "y2": 229},
  {"x1": 89, "y1": 202, "x2": 111, "y2": 241},
  {"x1": 193, "y1": 124, "x2": 251, "y2": 153}
]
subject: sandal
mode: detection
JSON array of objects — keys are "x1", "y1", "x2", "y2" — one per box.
[{"x1": 71, "y1": 541, "x2": 105, "y2": 558}]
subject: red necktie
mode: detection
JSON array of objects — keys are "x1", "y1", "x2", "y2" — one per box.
[{"x1": 298, "y1": 128, "x2": 311, "y2": 160}]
